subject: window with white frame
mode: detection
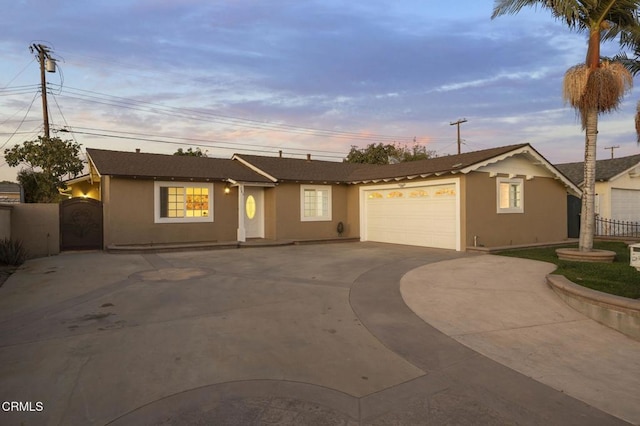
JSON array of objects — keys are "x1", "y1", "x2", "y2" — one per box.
[
  {"x1": 154, "y1": 182, "x2": 214, "y2": 223},
  {"x1": 496, "y1": 178, "x2": 524, "y2": 213},
  {"x1": 301, "y1": 185, "x2": 332, "y2": 221}
]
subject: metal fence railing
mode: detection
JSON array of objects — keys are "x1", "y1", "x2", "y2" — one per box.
[{"x1": 595, "y1": 216, "x2": 640, "y2": 237}]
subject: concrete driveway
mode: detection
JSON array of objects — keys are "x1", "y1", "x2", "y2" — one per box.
[{"x1": 0, "y1": 242, "x2": 632, "y2": 425}]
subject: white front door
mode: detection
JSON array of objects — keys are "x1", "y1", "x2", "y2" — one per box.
[{"x1": 244, "y1": 187, "x2": 264, "y2": 238}]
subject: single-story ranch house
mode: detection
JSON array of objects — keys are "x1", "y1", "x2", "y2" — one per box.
[
  {"x1": 556, "y1": 153, "x2": 640, "y2": 223},
  {"x1": 66, "y1": 143, "x2": 581, "y2": 251}
]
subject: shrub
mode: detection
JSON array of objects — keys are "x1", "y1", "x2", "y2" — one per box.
[{"x1": 0, "y1": 238, "x2": 28, "y2": 266}]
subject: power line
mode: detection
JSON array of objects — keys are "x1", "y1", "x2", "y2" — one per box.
[
  {"x1": 57, "y1": 127, "x2": 347, "y2": 160},
  {"x1": 51, "y1": 84, "x2": 427, "y2": 144},
  {"x1": 0, "y1": 91, "x2": 40, "y2": 150},
  {"x1": 60, "y1": 125, "x2": 348, "y2": 156},
  {"x1": 50, "y1": 93, "x2": 79, "y2": 145},
  {"x1": 1, "y1": 59, "x2": 36, "y2": 89}
]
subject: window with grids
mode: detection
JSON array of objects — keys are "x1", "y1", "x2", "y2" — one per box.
[
  {"x1": 301, "y1": 185, "x2": 331, "y2": 221},
  {"x1": 155, "y1": 182, "x2": 213, "y2": 223},
  {"x1": 497, "y1": 178, "x2": 524, "y2": 213}
]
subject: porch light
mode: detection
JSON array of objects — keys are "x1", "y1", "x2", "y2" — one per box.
[{"x1": 224, "y1": 184, "x2": 230, "y2": 195}]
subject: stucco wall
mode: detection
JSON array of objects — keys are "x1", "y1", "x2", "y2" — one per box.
[
  {"x1": 269, "y1": 183, "x2": 355, "y2": 240},
  {"x1": 264, "y1": 186, "x2": 277, "y2": 240},
  {"x1": 465, "y1": 172, "x2": 567, "y2": 248},
  {"x1": 103, "y1": 177, "x2": 238, "y2": 246},
  {"x1": 11, "y1": 203, "x2": 59, "y2": 258},
  {"x1": 0, "y1": 205, "x2": 12, "y2": 240},
  {"x1": 345, "y1": 185, "x2": 360, "y2": 238}
]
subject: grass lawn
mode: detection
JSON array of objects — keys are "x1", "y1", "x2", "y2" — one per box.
[{"x1": 496, "y1": 241, "x2": 640, "y2": 299}]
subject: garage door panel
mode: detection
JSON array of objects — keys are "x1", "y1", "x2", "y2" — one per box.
[
  {"x1": 611, "y1": 189, "x2": 640, "y2": 223},
  {"x1": 364, "y1": 183, "x2": 457, "y2": 250}
]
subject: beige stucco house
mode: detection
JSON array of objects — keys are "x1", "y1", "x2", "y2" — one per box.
[
  {"x1": 556, "y1": 154, "x2": 640, "y2": 223},
  {"x1": 70, "y1": 143, "x2": 580, "y2": 251}
]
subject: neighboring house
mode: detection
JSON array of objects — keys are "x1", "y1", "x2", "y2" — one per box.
[
  {"x1": 556, "y1": 154, "x2": 640, "y2": 223},
  {"x1": 70, "y1": 143, "x2": 580, "y2": 251},
  {"x1": 0, "y1": 183, "x2": 23, "y2": 204}
]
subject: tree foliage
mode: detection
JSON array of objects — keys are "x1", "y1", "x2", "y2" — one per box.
[
  {"x1": 344, "y1": 143, "x2": 435, "y2": 165},
  {"x1": 4, "y1": 136, "x2": 84, "y2": 203},
  {"x1": 173, "y1": 147, "x2": 207, "y2": 157}
]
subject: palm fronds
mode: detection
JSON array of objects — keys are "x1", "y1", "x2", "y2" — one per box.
[
  {"x1": 563, "y1": 61, "x2": 633, "y2": 127},
  {"x1": 636, "y1": 101, "x2": 640, "y2": 142}
]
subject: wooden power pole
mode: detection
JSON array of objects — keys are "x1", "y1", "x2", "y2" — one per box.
[
  {"x1": 450, "y1": 118, "x2": 467, "y2": 155},
  {"x1": 604, "y1": 145, "x2": 619, "y2": 159},
  {"x1": 30, "y1": 44, "x2": 56, "y2": 139}
]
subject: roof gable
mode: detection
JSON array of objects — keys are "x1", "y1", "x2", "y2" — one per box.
[
  {"x1": 347, "y1": 144, "x2": 531, "y2": 182},
  {"x1": 555, "y1": 153, "x2": 640, "y2": 185}
]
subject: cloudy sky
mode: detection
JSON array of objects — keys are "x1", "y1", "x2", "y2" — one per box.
[{"x1": 1, "y1": 0, "x2": 639, "y2": 181}]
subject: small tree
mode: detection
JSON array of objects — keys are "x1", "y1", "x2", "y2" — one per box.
[
  {"x1": 174, "y1": 147, "x2": 207, "y2": 157},
  {"x1": 397, "y1": 143, "x2": 437, "y2": 162},
  {"x1": 345, "y1": 142, "x2": 435, "y2": 164},
  {"x1": 4, "y1": 136, "x2": 83, "y2": 203}
]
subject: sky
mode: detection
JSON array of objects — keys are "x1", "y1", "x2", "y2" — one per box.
[{"x1": 1, "y1": 0, "x2": 639, "y2": 182}]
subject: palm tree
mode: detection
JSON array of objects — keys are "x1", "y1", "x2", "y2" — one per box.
[{"x1": 492, "y1": 0, "x2": 639, "y2": 252}]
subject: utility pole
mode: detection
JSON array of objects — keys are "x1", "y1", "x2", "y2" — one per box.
[
  {"x1": 30, "y1": 43, "x2": 56, "y2": 139},
  {"x1": 450, "y1": 118, "x2": 467, "y2": 155},
  {"x1": 604, "y1": 145, "x2": 619, "y2": 159}
]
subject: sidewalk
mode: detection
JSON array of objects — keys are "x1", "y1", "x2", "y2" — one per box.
[{"x1": 401, "y1": 254, "x2": 640, "y2": 425}]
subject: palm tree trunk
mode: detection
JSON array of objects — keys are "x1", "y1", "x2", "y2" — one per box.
[{"x1": 579, "y1": 107, "x2": 598, "y2": 251}]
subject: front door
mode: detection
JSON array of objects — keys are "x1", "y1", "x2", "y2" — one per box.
[{"x1": 244, "y1": 187, "x2": 264, "y2": 238}]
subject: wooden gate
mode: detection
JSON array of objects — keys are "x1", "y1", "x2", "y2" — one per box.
[{"x1": 60, "y1": 198, "x2": 103, "y2": 250}]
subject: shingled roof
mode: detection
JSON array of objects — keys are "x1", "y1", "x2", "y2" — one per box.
[
  {"x1": 555, "y1": 153, "x2": 640, "y2": 186},
  {"x1": 235, "y1": 144, "x2": 535, "y2": 183},
  {"x1": 85, "y1": 144, "x2": 579, "y2": 194},
  {"x1": 86, "y1": 148, "x2": 272, "y2": 183},
  {"x1": 232, "y1": 154, "x2": 378, "y2": 183}
]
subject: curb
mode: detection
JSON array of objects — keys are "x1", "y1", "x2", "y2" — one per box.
[{"x1": 546, "y1": 274, "x2": 640, "y2": 341}]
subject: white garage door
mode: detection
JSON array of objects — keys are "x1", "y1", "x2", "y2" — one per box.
[
  {"x1": 363, "y1": 183, "x2": 458, "y2": 250},
  {"x1": 611, "y1": 189, "x2": 640, "y2": 223}
]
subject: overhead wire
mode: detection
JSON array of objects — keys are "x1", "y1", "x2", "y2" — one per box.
[
  {"x1": 51, "y1": 84, "x2": 427, "y2": 144},
  {"x1": 0, "y1": 91, "x2": 40, "y2": 150},
  {"x1": 60, "y1": 128, "x2": 346, "y2": 160},
  {"x1": 1, "y1": 58, "x2": 36, "y2": 89},
  {"x1": 1, "y1": 48, "x2": 467, "y2": 167},
  {"x1": 62, "y1": 125, "x2": 348, "y2": 156}
]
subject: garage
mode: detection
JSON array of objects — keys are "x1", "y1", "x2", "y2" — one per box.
[
  {"x1": 611, "y1": 189, "x2": 640, "y2": 223},
  {"x1": 361, "y1": 181, "x2": 459, "y2": 250}
]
